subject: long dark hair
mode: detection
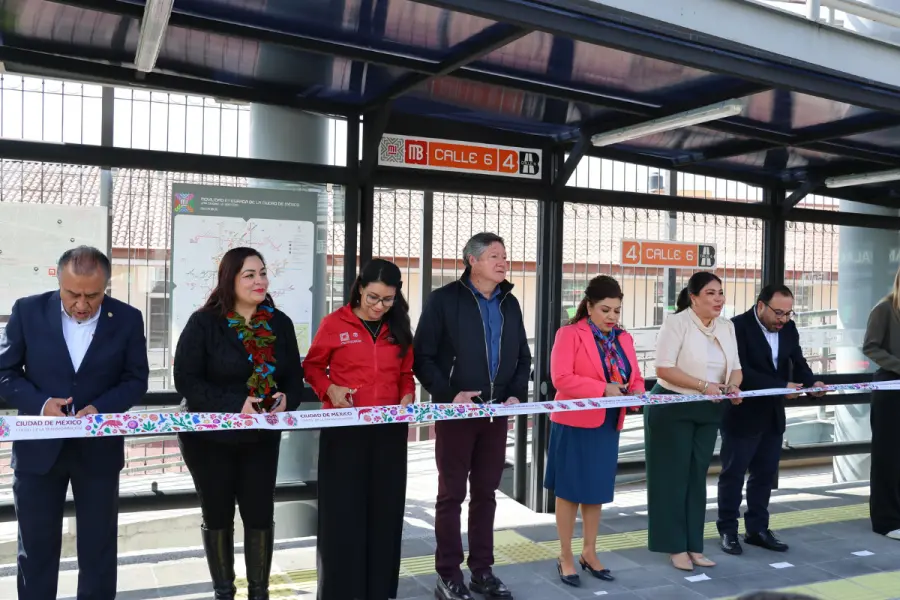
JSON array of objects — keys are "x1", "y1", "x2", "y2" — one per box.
[
  {"x1": 200, "y1": 247, "x2": 274, "y2": 316},
  {"x1": 350, "y1": 258, "x2": 412, "y2": 357},
  {"x1": 675, "y1": 271, "x2": 722, "y2": 314},
  {"x1": 570, "y1": 275, "x2": 623, "y2": 325}
]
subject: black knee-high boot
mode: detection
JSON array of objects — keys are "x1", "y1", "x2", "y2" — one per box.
[
  {"x1": 245, "y1": 527, "x2": 274, "y2": 600},
  {"x1": 201, "y1": 526, "x2": 236, "y2": 600}
]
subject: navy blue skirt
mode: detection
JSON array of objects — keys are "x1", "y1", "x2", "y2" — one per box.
[{"x1": 543, "y1": 410, "x2": 622, "y2": 505}]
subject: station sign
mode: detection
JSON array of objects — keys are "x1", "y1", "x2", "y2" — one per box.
[
  {"x1": 621, "y1": 240, "x2": 717, "y2": 269},
  {"x1": 378, "y1": 134, "x2": 542, "y2": 180}
]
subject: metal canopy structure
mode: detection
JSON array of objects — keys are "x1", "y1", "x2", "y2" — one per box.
[
  {"x1": 0, "y1": 0, "x2": 898, "y2": 206},
  {"x1": 0, "y1": 0, "x2": 896, "y2": 513}
]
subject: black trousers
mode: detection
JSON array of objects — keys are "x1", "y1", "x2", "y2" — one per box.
[
  {"x1": 178, "y1": 432, "x2": 281, "y2": 530},
  {"x1": 870, "y1": 389, "x2": 900, "y2": 535},
  {"x1": 716, "y1": 429, "x2": 782, "y2": 536},
  {"x1": 317, "y1": 423, "x2": 408, "y2": 600},
  {"x1": 14, "y1": 441, "x2": 120, "y2": 600}
]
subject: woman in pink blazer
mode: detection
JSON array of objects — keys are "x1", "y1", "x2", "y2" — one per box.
[{"x1": 545, "y1": 275, "x2": 645, "y2": 589}]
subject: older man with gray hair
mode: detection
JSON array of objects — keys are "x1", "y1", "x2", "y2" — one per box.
[
  {"x1": 414, "y1": 232, "x2": 532, "y2": 600},
  {"x1": 0, "y1": 246, "x2": 149, "y2": 600}
]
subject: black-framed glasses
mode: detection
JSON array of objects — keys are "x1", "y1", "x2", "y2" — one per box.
[
  {"x1": 763, "y1": 302, "x2": 794, "y2": 320},
  {"x1": 365, "y1": 293, "x2": 395, "y2": 307}
]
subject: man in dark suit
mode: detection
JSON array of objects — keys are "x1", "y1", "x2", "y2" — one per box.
[
  {"x1": 0, "y1": 246, "x2": 149, "y2": 600},
  {"x1": 717, "y1": 284, "x2": 825, "y2": 556}
]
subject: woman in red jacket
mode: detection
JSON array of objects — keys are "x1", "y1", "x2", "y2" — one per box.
[
  {"x1": 545, "y1": 275, "x2": 645, "y2": 588},
  {"x1": 303, "y1": 258, "x2": 414, "y2": 600}
]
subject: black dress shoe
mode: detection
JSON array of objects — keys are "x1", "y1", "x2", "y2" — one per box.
[
  {"x1": 579, "y1": 556, "x2": 615, "y2": 581},
  {"x1": 436, "y1": 578, "x2": 474, "y2": 600},
  {"x1": 557, "y1": 560, "x2": 581, "y2": 587},
  {"x1": 720, "y1": 532, "x2": 743, "y2": 556},
  {"x1": 745, "y1": 530, "x2": 789, "y2": 552},
  {"x1": 469, "y1": 572, "x2": 513, "y2": 599}
]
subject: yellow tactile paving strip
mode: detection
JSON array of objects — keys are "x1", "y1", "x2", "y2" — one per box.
[
  {"x1": 232, "y1": 501, "x2": 871, "y2": 598},
  {"x1": 721, "y1": 571, "x2": 900, "y2": 600}
]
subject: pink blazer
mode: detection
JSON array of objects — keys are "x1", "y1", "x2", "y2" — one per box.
[{"x1": 550, "y1": 320, "x2": 645, "y2": 429}]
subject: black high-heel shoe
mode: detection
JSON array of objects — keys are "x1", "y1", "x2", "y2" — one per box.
[
  {"x1": 579, "y1": 556, "x2": 615, "y2": 581},
  {"x1": 557, "y1": 559, "x2": 581, "y2": 587}
]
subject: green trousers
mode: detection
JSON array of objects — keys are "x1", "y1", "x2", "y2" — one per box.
[{"x1": 644, "y1": 384, "x2": 723, "y2": 554}]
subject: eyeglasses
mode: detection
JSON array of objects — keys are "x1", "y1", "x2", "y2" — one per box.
[
  {"x1": 763, "y1": 302, "x2": 794, "y2": 320},
  {"x1": 365, "y1": 293, "x2": 395, "y2": 307}
]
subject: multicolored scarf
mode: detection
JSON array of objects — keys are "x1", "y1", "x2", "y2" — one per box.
[
  {"x1": 588, "y1": 320, "x2": 630, "y2": 385},
  {"x1": 226, "y1": 304, "x2": 277, "y2": 403}
]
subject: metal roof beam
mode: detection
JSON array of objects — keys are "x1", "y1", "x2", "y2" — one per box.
[
  {"x1": 783, "y1": 179, "x2": 821, "y2": 214},
  {"x1": 411, "y1": 0, "x2": 900, "y2": 114},
  {"x1": 0, "y1": 45, "x2": 353, "y2": 116},
  {"x1": 679, "y1": 114, "x2": 900, "y2": 165},
  {"x1": 555, "y1": 135, "x2": 588, "y2": 191},
  {"x1": 363, "y1": 23, "x2": 530, "y2": 110}
]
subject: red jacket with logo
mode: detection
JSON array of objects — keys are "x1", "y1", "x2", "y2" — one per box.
[{"x1": 303, "y1": 305, "x2": 416, "y2": 408}]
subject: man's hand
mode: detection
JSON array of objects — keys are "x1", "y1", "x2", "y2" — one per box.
[
  {"x1": 453, "y1": 391, "x2": 481, "y2": 404},
  {"x1": 785, "y1": 382, "x2": 802, "y2": 400},
  {"x1": 808, "y1": 381, "x2": 827, "y2": 398},
  {"x1": 400, "y1": 394, "x2": 415, "y2": 408},
  {"x1": 42, "y1": 397, "x2": 72, "y2": 417},
  {"x1": 326, "y1": 385, "x2": 356, "y2": 408},
  {"x1": 504, "y1": 397, "x2": 520, "y2": 406},
  {"x1": 75, "y1": 405, "x2": 98, "y2": 418}
]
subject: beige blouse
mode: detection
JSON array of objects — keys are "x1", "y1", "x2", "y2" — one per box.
[{"x1": 655, "y1": 308, "x2": 742, "y2": 395}]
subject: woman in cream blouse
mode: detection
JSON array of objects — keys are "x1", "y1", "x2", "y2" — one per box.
[{"x1": 645, "y1": 271, "x2": 743, "y2": 572}]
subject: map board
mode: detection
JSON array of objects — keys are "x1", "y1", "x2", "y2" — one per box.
[
  {"x1": 0, "y1": 203, "x2": 107, "y2": 316},
  {"x1": 170, "y1": 185, "x2": 319, "y2": 358}
]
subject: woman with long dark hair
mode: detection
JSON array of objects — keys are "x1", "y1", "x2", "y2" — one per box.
[
  {"x1": 645, "y1": 271, "x2": 742, "y2": 572},
  {"x1": 863, "y1": 265, "x2": 900, "y2": 540},
  {"x1": 546, "y1": 275, "x2": 644, "y2": 588},
  {"x1": 303, "y1": 258, "x2": 414, "y2": 600},
  {"x1": 174, "y1": 247, "x2": 306, "y2": 600}
]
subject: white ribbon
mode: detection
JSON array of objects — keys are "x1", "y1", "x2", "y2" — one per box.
[{"x1": 0, "y1": 380, "x2": 894, "y2": 441}]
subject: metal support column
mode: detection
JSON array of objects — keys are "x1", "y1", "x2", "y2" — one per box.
[
  {"x1": 529, "y1": 146, "x2": 564, "y2": 513},
  {"x1": 763, "y1": 187, "x2": 786, "y2": 490},
  {"x1": 763, "y1": 188, "x2": 787, "y2": 287},
  {"x1": 343, "y1": 115, "x2": 361, "y2": 302},
  {"x1": 417, "y1": 190, "x2": 434, "y2": 442},
  {"x1": 99, "y1": 87, "x2": 115, "y2": 265}
]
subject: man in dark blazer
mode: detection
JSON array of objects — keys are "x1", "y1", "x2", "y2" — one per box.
[
  {"x1": 0, "y1": 246, "x2": 149, "y2": 600},
  {"x1": 717, "y1": 284, "x2": 824, "y2": 556}
]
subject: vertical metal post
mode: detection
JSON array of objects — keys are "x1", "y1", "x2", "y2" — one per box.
[
  {"x1": 343, "y1": 115, "x2": 361, "y2": 303},
  {"x1": 807, "y1": 0, "x2": 821, "y2": 21},
  {"x1": 665, "y1": 171, "x2": 678, "y2": 313},
  {"x1": 763, "y1": 188, "x2": 787, "y2": 288},
  {"x1": 529, "y1": 146, "x2": 564, "y2": 513},
  {"x1": 100, "y1": 87, "x2": 115, "y2": 265},
  {"x1": 359, "y1": 114, "x2": 377, "y2": 267},
  {"x1": 417, "y1": 190, "x2": 434, "y2": 442},
  {"x1": 763, "y1": 187, "x2": 786, "y2": 490}
]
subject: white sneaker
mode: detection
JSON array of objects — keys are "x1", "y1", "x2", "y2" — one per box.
[{"x1": 885, "y1": 529, "x2": 900, "y2": 540}]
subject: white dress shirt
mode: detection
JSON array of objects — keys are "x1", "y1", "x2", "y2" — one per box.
[
  {"x1": 42, "y1": 303, "x2": 101, "y2": 415},
  {"x1": 754, "y1": 309, "x2": 779, "y2": 367},
  {"x1": 61, "y1": 302, "x2": 101, "y2": 372}
]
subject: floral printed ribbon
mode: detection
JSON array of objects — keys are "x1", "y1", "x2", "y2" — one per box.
[{"x1": 0, "y1": 380, "x2": 897, "y2": 441}]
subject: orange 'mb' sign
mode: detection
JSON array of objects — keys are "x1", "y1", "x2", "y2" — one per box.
[
  {"x1": 621, "y1": 240, "x2": 717, "y2": 269},
  {"x1": 378, "y1": 134, "x2": 542, "y2": 180}
]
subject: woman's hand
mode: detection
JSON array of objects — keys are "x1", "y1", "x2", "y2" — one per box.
[
  {"x1": 400, "y1": 394, "x2": 415, "y2": 408},
  {"x1": 704, "y1": 383, "x2": 727, "y2": 403},
  {"x1": 724, "y1": 384, "x2": 742, "y2": 405},
  {"x1": 326, "y1": 385, "x2": 356, "y2": 408},
  {"x1": 604, "y1": 383, "x2": 627, "y2": 397},
  {"x1": 240, "y1": 397, "x2": 261, "y2": 414},
  {"x1": 270, "y1": 392, "x2": 287, "y2": 413}
]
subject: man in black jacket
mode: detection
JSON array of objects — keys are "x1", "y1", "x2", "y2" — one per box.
[
  {"x1": 718, "y1": 284, "x2": 825, "y2": 556},
  {"x1": 414, "y1": 232, "x2": 532, "y2": 600}
]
